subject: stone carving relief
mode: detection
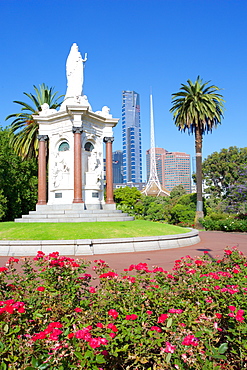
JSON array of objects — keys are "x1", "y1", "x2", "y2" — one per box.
[{"x1": 52, "y1": 152, "x2": 70, "y2": 188}]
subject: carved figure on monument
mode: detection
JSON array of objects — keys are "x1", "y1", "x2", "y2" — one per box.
[
  {"x1": 65, "y1": 43, "x2": 87, "y2": 99},
  {"x1": 95, "y1": 106, "x2": 112, "y2": 118},
  {"x1": 39, "y1": 103, "x2": 57, "y2": 116},
  {"x1": 88, "y1": 150, "x2": 98, "y2": 172},
  {"x1": 53, "y1": 153, "x2": 70, "y2": 188}
]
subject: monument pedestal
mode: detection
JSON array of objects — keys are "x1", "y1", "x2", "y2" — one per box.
[{"x1": 14, "y1": 203, "x2": 134, "y2": 223}]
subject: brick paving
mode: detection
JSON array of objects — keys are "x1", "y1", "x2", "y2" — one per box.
[{"x1": 0, "y1": 231, "x2": 246, "y2": 273}]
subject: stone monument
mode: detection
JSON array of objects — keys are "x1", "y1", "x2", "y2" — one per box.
[{"x1": 15, "y1": 43, "x2": 133, "y2": 222}]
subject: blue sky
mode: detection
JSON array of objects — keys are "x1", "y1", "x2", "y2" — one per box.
[{"x1": 1, "y1": 0, "x2": 247, "y2": 179}]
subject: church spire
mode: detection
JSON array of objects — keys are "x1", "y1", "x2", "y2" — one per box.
[{"x1": 142, "y1": 93, "x2": 170, "y2": 197}]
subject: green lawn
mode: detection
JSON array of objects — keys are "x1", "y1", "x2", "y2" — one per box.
[{"x1": 0, "y1": 220, "x2": 189, "y2": 240}]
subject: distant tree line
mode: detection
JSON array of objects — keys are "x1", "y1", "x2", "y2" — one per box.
[{"x1": 0, "y1": 127, "x2": 38, "y2": 221}]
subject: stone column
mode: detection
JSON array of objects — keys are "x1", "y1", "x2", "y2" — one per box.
[
  {"x1": 37, "y1": 135, "x2": 48, "y2": 205},
  {"x1": 72, "y1": 126, "x2": 84, "y2": 203},
  {"x1": 104, "y1": 137, "x2": 115, "y2": 204}
]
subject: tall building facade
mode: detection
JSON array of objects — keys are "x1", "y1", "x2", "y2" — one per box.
[
  {"x1": 112, "y1": 150, "x2": 123, "y2": 184},
  {"x1": 146, "y1": 148, "x2": 191, "y2": 193},
  {"x1": 122, "y1": 91, "x2": 142, "y2": 183}
]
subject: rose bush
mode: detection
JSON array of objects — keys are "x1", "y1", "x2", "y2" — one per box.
[{"x1": 0, "y1": 248, "x2": 247, "y2": 369}]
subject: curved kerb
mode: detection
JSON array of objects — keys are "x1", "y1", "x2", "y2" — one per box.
[{"x1": 0, "y1": 229, "x2": 200, "y2": 256}]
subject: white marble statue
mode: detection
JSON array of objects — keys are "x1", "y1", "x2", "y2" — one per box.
[
  {"x1": 95, "y1": 106, "x2": 112, "y2": 118},
  {"x1": 64, "y1": 43, "x2": 87, "y2": 99},
  {"x1": 39, "y1": 103, "x2": 57, "y2": 116}
]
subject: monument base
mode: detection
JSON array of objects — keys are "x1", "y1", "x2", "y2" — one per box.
[{"x1": 14, "y1": 203, "x2": 133, "y2": 223}]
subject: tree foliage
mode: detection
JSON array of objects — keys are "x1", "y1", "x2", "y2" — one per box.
[
  {"x1": 170, "y1": 76, "x2": 225, "y2": 224},
  {"x1": 113, "y1": 187, "x2": 198, "y2": 226},
  {"x1": 223, "y1": 166, "x2": 247, "y2": 215},
  {"x1": 0, "y1": 127, "x2": 38, "y2": 221},
  {"x1": 169, "y1": 185, "x2": 187, "y2": 200},
  {"x1": 114, "y1": 187, "x2": 142, "y2": 208},
  {"x1": 202, "y1": 146, "x2": 247, "y2": 197},
  {"x1": 6, "y1": 84, "x2": 63, "y2": 159}
]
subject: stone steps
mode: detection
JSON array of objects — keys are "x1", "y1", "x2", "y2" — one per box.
[{"x1": 14, "y1": 204, "x2": 134, "y2": 223}]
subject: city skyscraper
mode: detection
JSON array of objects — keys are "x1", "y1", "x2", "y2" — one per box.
[
  {"x1": 122, "y1": 91, "x2": 142, "y2": 183},
  {"x1": 146, "y1": 148, "x2": 191, "y2": 193},
  {"x1": 112, "y1": 150, "x2": 123, "y2": 184}
]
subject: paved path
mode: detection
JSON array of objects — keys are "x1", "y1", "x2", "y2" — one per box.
[
  {"x1": 0, "y1": 231, "x2": 246, "y2": 273},
  {"x1": 82, "y1": 231, "x2": 247, "y2": 273}
]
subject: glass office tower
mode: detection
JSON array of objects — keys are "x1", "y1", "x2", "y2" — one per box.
[
  {"x1": 122, "y1": 91, "x2": 142, "y2": 183},
  {"x1": 112, "y1": 150, "x2": 123, "y2": 184}
]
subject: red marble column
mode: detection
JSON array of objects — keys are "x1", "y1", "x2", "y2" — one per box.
[
  {"x1": 104, "y1": 137, "x2": 115, "y2": 204},
  {"x1": 37, "y1": 135, "x2": 48, "y2": 205},
  {"x1": 72, "y1": 126, "x2": 84, "y2": 203}
]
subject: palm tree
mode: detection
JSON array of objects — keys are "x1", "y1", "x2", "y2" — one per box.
[
  {"x1": 6, "y1": 84, "x2": 63, "y2": 159},
  {"x1": 170, "y1": 76, "x2": 225, "y2": 227}
]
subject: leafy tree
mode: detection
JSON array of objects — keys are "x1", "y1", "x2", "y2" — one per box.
[
  {"x1": 0, "y1": 190, "x2": 7, "y2": 221},
  {"x1": 169, "y1": 193, "x2": 197, "y2": 226},
  {"x1": 6, "y1": 84, "x2": 63, "y2": 159},
  {"x1": 170, "y1": 76, "x2": 224, "y2": 226},
  {"x1": 223, "y1": 166, "x2": 247, "y2": 215},
  {"x1": 202, "y1": 146, "x2": 247, "y2": 197},
  {"x1": 114, "y1": 187, "x2": 143, "y2": 214},
  {"x1": 170, "y1": 204, "x2": 195, "y2": 225},
  {"x1": 142, "y1": 196, "x2": 171, "y2": 222},
  {"x1": 170, "y1": 185, "x2": 187, "y2": 200},
  {"x1": 0, "y1": 127, "x2": 38, "y2": 220}
]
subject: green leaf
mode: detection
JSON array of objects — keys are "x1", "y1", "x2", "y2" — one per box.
[
  {"x1": 74, "y1": 351, "x2": 84, "y2": 360},
  {"x1": 96, "y1": 354, "x2": 106, "y2": 364},
  {"x1": 218, "y1": 342, "x2": 228, "y2": 354},
  {"x1": 3, "y1": 324, "x2": 8, "y2": 334},
  {"x1": 166, "y1": 353, "x2": 172, "y2": 363},
  {"x1": 166, "y1": 317, "x2": 173, "y2": 328}
]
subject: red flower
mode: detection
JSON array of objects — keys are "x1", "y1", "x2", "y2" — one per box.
[
  {"x1": 107, "y1": 323, "x2": 118, "y2": 332},
  {"x1": 74, "y1": 307, "x2": 82, "y2": 313},
  {"x1": 68, "y1": 333, "x2": 74, "y2": 339},
  {"x1": 182, "y1": 335, "x2": 199, "y2": 346},
  {"x1": 126, "y1": 314, "x2": 138, "y2": 320},
  {"x1": 37, "y1": 286, "x2": 45, "y2": 292},
  {"x1": 163, "y1": 341, "x2": 176, "y2": 353},
  {"x1": 150, "y1": 326, "x2": 162, "y2": 333},
  {"x1": 168, "y1": 309, "x2": 183, "y2": 314},
  {"x1": 158, "y1": 314, "x2": 169, "y2": 323},
  {"x1": 228, "y1": 305, "x2": 236, "y2": 311},
  {"x1": 108, "y1": 309, "x2": 119, "y2": 319},
  {"x1": 215, "y1": 313, "x2": 222, "y2": 319},
  {"x1": 0, "y1": 267, "x2": 8, "y2": 272},
  {"x1": 225, "y1": 250, "x2": 233, "y2": 255}
]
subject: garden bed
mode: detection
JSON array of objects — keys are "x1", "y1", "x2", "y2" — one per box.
[{"x1": 0, "y1": 247, "x2": 247, "y2": 369}]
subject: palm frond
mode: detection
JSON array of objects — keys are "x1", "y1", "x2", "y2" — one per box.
[{"x1": 6, "y1": 84, "x2": 64, "y2": 159}]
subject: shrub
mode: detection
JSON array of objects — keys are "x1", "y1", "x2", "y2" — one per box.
[
  {"x1": 200, "y1": 217, "x2": 247, "y2": 232},
  {"x1": 170, "y1": 204, "x2": 195, "y2": 225},
  {"x1": 1, "y1": 249, "x2": 247, "y2": 368}
]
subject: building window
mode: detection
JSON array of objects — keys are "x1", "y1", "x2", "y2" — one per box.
[
  {"x1": 58, "y1": 141, "x2": 69, "y2": 152},
  {"x1": 84, "y1": 142, "x2": 94, "y2": 152}
]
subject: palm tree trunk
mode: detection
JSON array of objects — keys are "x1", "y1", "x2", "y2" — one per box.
[{"x1": 194, "y1": 125, "x2": 204, "y2": 228}]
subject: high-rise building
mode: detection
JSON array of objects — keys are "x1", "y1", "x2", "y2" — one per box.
[
  {"x1": 146, "y1": 148, "x2": 191, "y2": 193},
  {"x1": 122, "y1": 91, "x2": 142, "y2": 183},
  {"x1": 112, "y1": 150, "x2": 123, "y2": 184}
]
